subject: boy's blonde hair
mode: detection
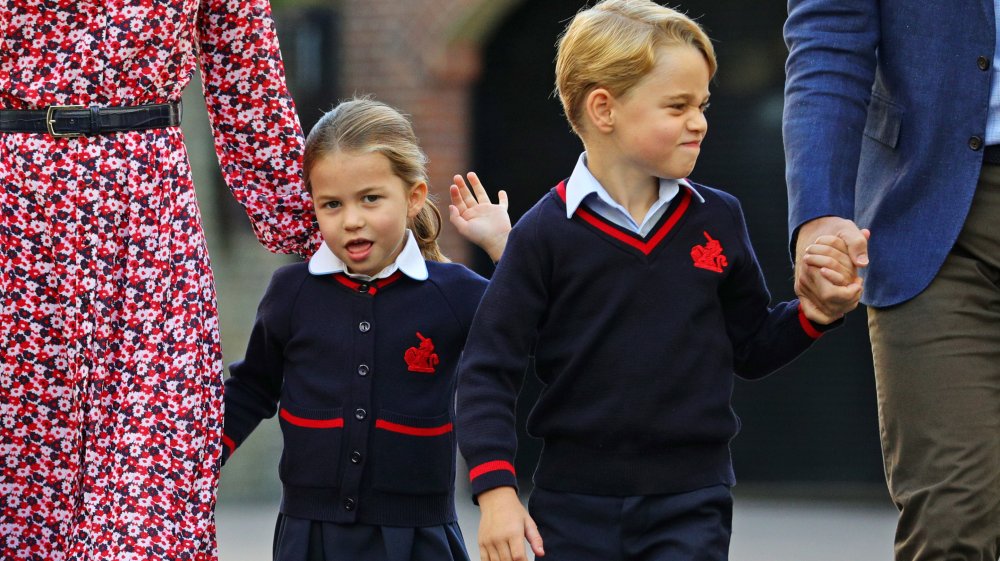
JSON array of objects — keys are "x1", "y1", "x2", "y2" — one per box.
[
  {"x1": 303, "y1": 97, "x2": 448, "y2": 263},
  {"x1": 555, "y1": 0, "x2": 717, "y2": 135}
]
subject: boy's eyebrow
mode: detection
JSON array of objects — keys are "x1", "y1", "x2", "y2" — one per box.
[{"x1": 664, "y1": 92, "x2": 711, "y2": 102}]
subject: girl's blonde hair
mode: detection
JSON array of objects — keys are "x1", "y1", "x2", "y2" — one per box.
[
  {"x1": 303, "y1": 97, "x2": 447, "y2": 262},
  {"x1": 555, "y1": 0, "x2": 717, "y2": 135}
]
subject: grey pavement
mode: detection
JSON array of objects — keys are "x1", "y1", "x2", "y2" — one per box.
[{"x1": 216, "y1": 488, "x2": 898, "y2": 561}]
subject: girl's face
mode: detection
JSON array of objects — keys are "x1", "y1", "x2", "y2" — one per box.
[{"x1": 310, "y1": 150, "x2": 427, "y2": 277}]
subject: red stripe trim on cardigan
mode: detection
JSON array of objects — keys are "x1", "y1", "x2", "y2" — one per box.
[
  {"x1": 332, "y1": 270, "x2": 404, "y2": 295},
  {"x1": 469, "y1": 460, "x2": 517, "y2": 482},
  {"x1": 797, "y1": 305, "x2": 824, "y2": 340},
  {"x1": 374, "y1": 419, "x2": 453, "y2": 437},
  {"x1": 222, "y1": 434, "x2": 237, "y2": 455},
  {"x1": 279, "y1": 408, "x2": 345, "y2": 429},
  {"x1": 555, "y1": 181, "x2": 692, "y2": 255}
]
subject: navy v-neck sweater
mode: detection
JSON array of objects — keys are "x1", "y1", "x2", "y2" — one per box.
[
  {"x1": 457, "y1": 181, "x2": 834, "y2": 498},
  {"x1": 222, "y1": 261, "x2": 487, "y2": 526}
]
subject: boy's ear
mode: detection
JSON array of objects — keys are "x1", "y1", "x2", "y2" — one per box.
[
  {"x1": 584, "y1": 87, "x2": 615, "y2": 134},
  {"x1": 407, "y1": 181, "x2": 428, "y2": 218}
]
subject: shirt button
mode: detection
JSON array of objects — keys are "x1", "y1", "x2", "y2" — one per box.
[
  {"x1": 355, "y1": 407, "x2": 367, "y2": 420},
  {"x1": 344, "y1": 498, "x2": 356, "y2": 511},
  {"x1": 978, "y1": 56, "x2": 990, "y2": 71},
  {"x1": 969, "y1": 136, "x2": 984, "y2": 151},
  {"x1": 358, "y1": 283, "x2": 370, "y2": 293},
  {"x1": 357, "y1": 364, "x2": 370, "y2": 377},
  {"x1": 350, "y1": 450, "x2": 363, "y2": 464},
  {"x1": 359, "y1": 321, "x2": 371, "y2": 332}
]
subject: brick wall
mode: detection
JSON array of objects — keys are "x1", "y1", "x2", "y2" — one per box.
[{"x1": 339, "y1": 0, "x2": 503, "y2": 262}]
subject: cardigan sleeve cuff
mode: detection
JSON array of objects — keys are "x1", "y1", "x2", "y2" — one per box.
[
  {"x1": 468, "y1": 460, "x2": 519, "y2": 501},
  {"x1": 220, "y1": 433, "x2": 238, "y2": 466},
  {"x1": 796, "y1": 303, "x2": 844, "y2": 339}
]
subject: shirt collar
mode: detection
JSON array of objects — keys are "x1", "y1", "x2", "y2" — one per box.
[
  {"x1": 308, "y1": 229, "x2": 428, "y2": 281},
  {"x1": 563, "y1": 152, "x2": 704, "y2": 219}
]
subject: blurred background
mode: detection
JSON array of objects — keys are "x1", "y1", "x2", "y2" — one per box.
[{"x1": 183, "y1": 0, "x2": 897, "y2": 558}]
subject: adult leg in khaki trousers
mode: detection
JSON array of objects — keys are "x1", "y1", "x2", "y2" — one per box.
[{"x1": 869, "y1": 164, "x2": 1000, "y2": 561}]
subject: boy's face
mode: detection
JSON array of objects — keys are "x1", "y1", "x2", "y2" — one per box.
[{"x1": 611, "y1": 44, "x2": 711, "y2": 180}]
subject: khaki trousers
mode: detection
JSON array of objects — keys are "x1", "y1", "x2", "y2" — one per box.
[{"x1": 868, "y1": 164, "x2": 1000, "y2": 561}]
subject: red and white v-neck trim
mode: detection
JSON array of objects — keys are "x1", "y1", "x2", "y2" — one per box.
[{"x1": 556, "y1": 180, "x2": 693, "y2": 256}]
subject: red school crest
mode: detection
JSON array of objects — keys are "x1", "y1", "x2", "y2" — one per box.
[
  {"x1": 404, "y1": 332, "x2": 440, "y2": 373},
  {"x1": 691, "y1": 231, "x2": 728, "y2": 273}
]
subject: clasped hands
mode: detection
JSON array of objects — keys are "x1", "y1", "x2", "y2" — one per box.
[{"x1": 795, "y1": 216, "x2": 871, "y2": 324}]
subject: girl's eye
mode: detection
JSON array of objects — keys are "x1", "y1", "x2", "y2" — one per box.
[
  {"x1": 362, "y1": 194, "x2": 381, "y2": 203},
  {"x1": 323, "y1": 201, "x2": 341, "y2": 209}
]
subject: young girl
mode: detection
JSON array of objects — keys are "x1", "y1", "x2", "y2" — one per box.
[{"x1": 220, "y1": 97, "x2": 509, "y2": 561}]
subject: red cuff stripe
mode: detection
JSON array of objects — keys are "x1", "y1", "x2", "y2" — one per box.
[
  {"x1": 279, "y1": 408, "x2": 345, "y2": 429},
  {"x1": 375, "y1": 419, "x2": 453, "y2": 436},
  {"x1": 797, "y1": 305, "x2": 824, "y2": 340},
  {"x1": 469, "y1": 460, "x2": 516, "y2": 482},
  {"x1": 222, "y1": 434, "x2": 237, "y2": 455}
]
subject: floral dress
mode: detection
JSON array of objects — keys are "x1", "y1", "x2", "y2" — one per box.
[{"x1": 0, "y1": 1, "x2": 318, "y2": 559}]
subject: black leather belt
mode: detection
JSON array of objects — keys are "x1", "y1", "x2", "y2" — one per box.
[
  {"x1": 984, "y1": 144, "x2": 1000, "y2": 166},
  {"x1": 0, "y1": 101, "x2": 182, "y2": 138}
]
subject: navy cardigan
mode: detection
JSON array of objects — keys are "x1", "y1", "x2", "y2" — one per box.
[
  {"x1": 458, "y1": 181, "x2": 836, "y2": 498},
  {"x1": 223, "y1": 260, "x2": 487, "y2": 526}
]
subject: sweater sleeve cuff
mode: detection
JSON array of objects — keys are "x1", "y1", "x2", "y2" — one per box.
[
  {"x1": 796, "y1": 303, "x2": 844, "y2": 339},
  {"x1": 468, "y1": 460, "x2": 518, "y2": 501}
]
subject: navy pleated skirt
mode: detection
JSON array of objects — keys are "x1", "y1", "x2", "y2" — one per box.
[{"x1": 272, "y1": 514, "x2": 471, "y2": 561}]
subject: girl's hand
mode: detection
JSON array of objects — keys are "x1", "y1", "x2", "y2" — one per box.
[
  {"x1": 477, "y1": 487, "x2": 545, "y2": 561},
  {"x1": 449, "y1": 172, "x2": 511, "y2": 263}
]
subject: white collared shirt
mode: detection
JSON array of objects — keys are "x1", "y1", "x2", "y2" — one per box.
[
  {"x1": 987, "y1": 0, "x2": 1000, "y2": 144},
  {"x1": 308, "y1": 229, "x2": 428, "y2": 281},
  {"x1": 563, "y1": 152, "x2": 704, "y2": 236}
]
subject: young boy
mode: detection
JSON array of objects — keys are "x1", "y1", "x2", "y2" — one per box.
[{"x1": 455, "y1": 1, "x2": 863, "y2": 560}]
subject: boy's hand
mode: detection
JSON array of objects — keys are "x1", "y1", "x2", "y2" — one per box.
[
  {"x1": 803, "y1": 234, "x2": 863, "y2": 288},
  {"x1": 448, "y1": 172, "x2": 511, "y2": 263},
  {"x1": 796, "y1": 233, "x2": 868, "y2": 323},
  {"x1": 477, "y1": 487, "x2": 545, "y2": 561}
]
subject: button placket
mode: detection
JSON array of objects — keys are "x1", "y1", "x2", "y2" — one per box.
[{"x1": 338, "y1": 295, "x2": 376, "y2": 522}]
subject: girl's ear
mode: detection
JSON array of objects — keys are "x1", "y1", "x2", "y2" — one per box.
[
  {"x1": 407, "y1": 181, "x2": 428, "y2": 218},
  {"x1": 584, "y1": 87, "x2": 615, "y2": 134}
]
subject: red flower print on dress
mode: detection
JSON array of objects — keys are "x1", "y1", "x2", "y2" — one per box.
[
  {"x1": 691, "y1": 231, "x2": 728, "y2": 273},
  {"x1": 404, "y1": 332, "x2": 440, "y2": 374},
  {"x1": 0, "y1": 1, "x2": 321, "y2": 560}
]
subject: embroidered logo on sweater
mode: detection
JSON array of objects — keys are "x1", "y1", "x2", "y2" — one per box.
[
  {"x1": 691, "y1": 231, "x2": 728, "y2": 273},
  {"x1": 404, "y1": 332, "x2": 440, "y2": 373}
]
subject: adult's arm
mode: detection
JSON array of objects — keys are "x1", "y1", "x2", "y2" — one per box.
[
  {"x1": 197, "y1": 0, "x2": 322, "y2": 258},
  {"x1": 783, "y1": 0, "x2": 877, "y2": 305}
]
